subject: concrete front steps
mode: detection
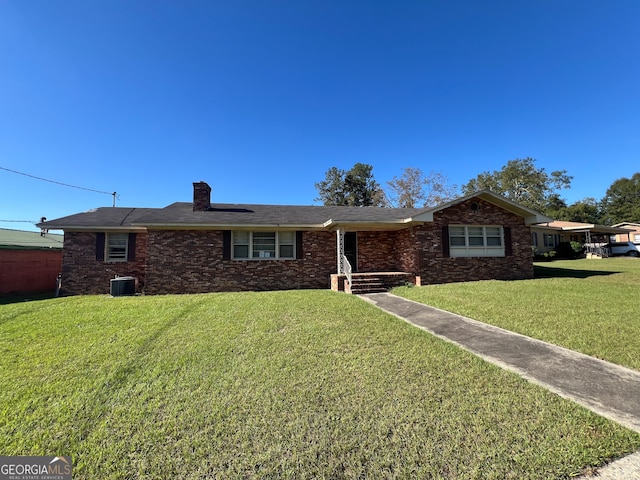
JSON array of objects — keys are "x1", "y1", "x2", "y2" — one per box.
[
  {"x1": 349, "y1": 276, "x2": 387, "y2": 294},
  {"x1": 331, "y1": 272, "x2": 416, "y2": 294}
]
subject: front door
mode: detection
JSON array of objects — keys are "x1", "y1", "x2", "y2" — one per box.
[{"x1": 344, "y1": 232, "x2": 358, "y2": 272}]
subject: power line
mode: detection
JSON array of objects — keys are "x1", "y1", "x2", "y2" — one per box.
[
  {"x1": 0, "y1": 165, "x2": 118, "y2": 205},
  {"x1": 0, "y1": 219, "x2": 37, "y2": 224}
]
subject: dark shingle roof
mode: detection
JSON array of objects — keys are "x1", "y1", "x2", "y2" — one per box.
[
  {"x1": 39, "y1": 190, "x2": 552, "y2": 231},
  {"x1": 135, "y1": 202, "x2": 428, "y2": 227},
  {"x1": 39, "y1": 203, "x2": 429, "y2": 230},
  {"x1": 39, "y1": 208, "x2": 158, "y2": 229}
]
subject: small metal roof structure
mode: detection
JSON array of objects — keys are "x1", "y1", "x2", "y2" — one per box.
[{"x1": 0, "y1": 228, "x2": 64, "y2": 250}]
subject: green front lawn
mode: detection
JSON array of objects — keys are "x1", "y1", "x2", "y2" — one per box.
[
  {"x1": 1, "y1": 290, "x2": 639, "y2": 479},
  {"x1": 393, "y1": 258, "x2": 640, "y2": 371}
]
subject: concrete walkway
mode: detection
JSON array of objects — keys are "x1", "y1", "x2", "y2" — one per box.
[{"x1": 360, "y1": 292, "x2": 640, "y2": 478}]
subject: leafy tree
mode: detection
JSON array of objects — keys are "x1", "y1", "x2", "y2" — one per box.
[
  {"x1": 542, "y1": 194, "x2": 568, "y2": 220},
  {"x1": 554, "y1": 198, "x2": 602, "y2": 224},
  {"x1": 600, "y1": 173, "x2": 640, "y2": 224},
  {"x1": 387, "y1": 167, "x2": 459, "y2": 208},
  {"x1": 462, "y1": 157, "x2": 572, "y2": 212},
  {"x1": 314, "y1": 167, "x2": 347, "y2": 206},
  {"x1": 315, "y1": 163, "x2": 387, "y2": 207}
]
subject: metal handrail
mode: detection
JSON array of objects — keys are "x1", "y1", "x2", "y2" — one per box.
[
  {"x1": 341, "y1": 254, "x2": 352, "y2": 286},
  {"x1": 585, "y1": 243, "x2": 609, "y2": 258}
]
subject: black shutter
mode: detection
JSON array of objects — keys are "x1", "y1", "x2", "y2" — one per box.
[
  {"x1": 442, "y1": 225, "x2": 450, "y2": 257},
  {"x1": 96, "y1": 233, "x2": 105, "y2": 261},
  {"x1": 127, "y1": 233, "x2": 137, "y2": 261},
  {"x1": 223, "y1": 231, "x2": 231, "y2": 260},
  {"x1": 296, "y1": 231, "x2": 304, "y2": 259},
  {"x1": 504, "y1": 227, "x2": 512, "y2": 256}
]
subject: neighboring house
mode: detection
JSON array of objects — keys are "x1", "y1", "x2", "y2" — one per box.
[
  {"x1": 38, "y1": 181, "x2": 550, "y2": 296},
  {"x1": 531, "y1": 221, "x2": 632, "y2": 254},
  {"x1": 0, "y1": 228, "x2": 63, "y2": 295},
  {"x1": 612, "y1": 222, "x2": 640, "y2": 243}
]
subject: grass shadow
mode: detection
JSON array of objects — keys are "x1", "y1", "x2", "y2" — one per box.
[
  {"x1": 0, "y1": 292, "x2": 56, "y2": 305},
  {"x1": 534, "y1": 265, "x2": 620, "y2": 279}
]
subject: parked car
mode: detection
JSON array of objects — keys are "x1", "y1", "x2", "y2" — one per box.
[{"x1": 604, "y1": 242, "x2": 640, "y2": 257}]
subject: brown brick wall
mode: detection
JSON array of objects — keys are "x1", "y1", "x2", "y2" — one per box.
[
  {"x1": 410, "y1": 198, "x2": 533, "y2": 284},
  {"x1": 355, "y1": 230, "x2": 418, "y2": 273},
  {"x1": 396, "y1": 228, "x2": 420, "y2": 272},
  {"x1": 60, "y1": 231, "x2": 147, "y2": 295},
  {"x1": 357, "y1": 231, "x2": 398, "y2": 272},
  {"x1": 143, "y1": 230, "x2": 337, "y2": 294}
]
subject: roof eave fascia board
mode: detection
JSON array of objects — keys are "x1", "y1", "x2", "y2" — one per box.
[
  {"x1": 524, "y1": 214, "x2": 554, "y2": 225},
  {"x1": 134, "y1": 223, "x2": 326, "y2": 230},
  {"x1": 322, "y1": 219, "x2": 420, "y2": 229},
  {"x1": 559, "y1": 224, "x2": 595, "y2": 231},
  {"x1": 612, "y1": 222, "x2": 640, "y2": 228},
  {"x1": 405, "y1": 212, "x2": 434, "y2": 223},
  {"x1": 476, "y1": 193, "x2": 553, "y2": 225},
  {"x1": 530, "y1": 224, "x2": 563, "y2": 231},
  {"x1": 50, "y1": 226, "x2": 148, "y2": 232}
]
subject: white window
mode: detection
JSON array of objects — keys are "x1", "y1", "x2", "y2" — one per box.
[
  {"x1": 233, "y1": 231, "x2": 250, "y2": 259},
  {"x1": 278, "y1": 231, "x2": 295, "y2": 258},
  {"x1": 232, "y1": 231, "x2": 296, "y2": 260},
  {"x1": 106, "y1": 233, "x2": 128, "y2": 261},
  {"x1": 253, "y1": 232, "x2": 276, "y2": 258},
  {"x1": 449, "y1": 225, "x2": 505, "y2": 257},
  {"x1": 531, "y1": 231, "x2": 538, "y2": 247}
]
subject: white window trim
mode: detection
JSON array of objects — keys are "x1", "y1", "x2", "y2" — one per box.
[
  {"x1": 232, "y1": 231, "x2": 296, "y2": 260},
  {"x1": 106, "y1": 233, "x2": 129, "y2": 262},
  {"x1": 449, "y1": 225, "x2": 505, "y2": 258}
]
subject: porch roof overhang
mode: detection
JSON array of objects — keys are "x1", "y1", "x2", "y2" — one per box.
[
  {"x1": 532, "y1": 221, "x2": 631, "y2": 235},
  {"x1": 563, "y1": 225, "x2": 631, "y2": 235},
  {"x1": 322, "y1": 218, "x2": 422, "y2": 231}
]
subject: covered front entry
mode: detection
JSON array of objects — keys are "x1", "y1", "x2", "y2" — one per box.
[
  {"x1": 336, "y1": 230, "x2": 362, "y2": 274},
  {"x1": 332, "y1": 228, "x2": 415, "y2": 294},
  {"x1": 344, "y1": 232, "x2": 357, "y2": 272}
]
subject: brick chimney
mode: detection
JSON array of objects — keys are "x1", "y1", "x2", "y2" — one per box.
[{"x1": 193, "y1": 181, "x2": 212, "y2": 211}]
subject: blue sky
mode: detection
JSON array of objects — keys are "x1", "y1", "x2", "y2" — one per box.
[{"x1": 1, "y1": 1, "x2": 638, "y2": 231}]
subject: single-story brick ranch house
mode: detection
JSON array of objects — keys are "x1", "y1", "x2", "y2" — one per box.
[{"x1": 38, "y1": 181, "x2": 550, "y2": 296}]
